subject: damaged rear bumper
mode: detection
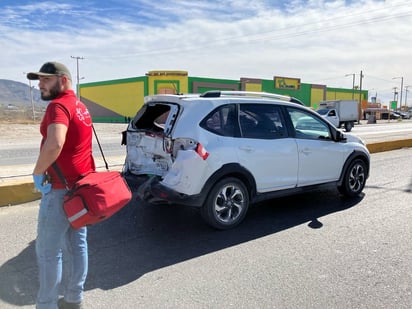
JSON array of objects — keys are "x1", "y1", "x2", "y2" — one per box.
[{"x1": 136, "y1": 175, "x2": 205, "y2": 207}]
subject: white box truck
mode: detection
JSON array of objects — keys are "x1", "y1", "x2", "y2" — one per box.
[{"x1": 316, "y1": 100, "x2": 359, "y2": 132}]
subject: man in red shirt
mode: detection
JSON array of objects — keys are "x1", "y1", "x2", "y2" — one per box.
[{"x1": 28, "y1": 62, "x2": 95, "y2": 309}]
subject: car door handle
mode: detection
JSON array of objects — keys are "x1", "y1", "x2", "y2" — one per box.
[
  {"x1": 239, "y1": 146, "x2": 254, "y2": 152},
  {"x1": 300, "y1": 148, "x2": 311, "y2": 155}
]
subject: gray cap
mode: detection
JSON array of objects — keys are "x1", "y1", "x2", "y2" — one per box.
[{"x1": 27, "y1": 62, "x2": 72, "y2": 80}]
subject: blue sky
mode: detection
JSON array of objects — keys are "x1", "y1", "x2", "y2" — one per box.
[{"x1": 1, "y1": 0, "x2": 411, "y2": 105}]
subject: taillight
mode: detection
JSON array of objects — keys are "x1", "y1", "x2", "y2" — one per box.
[{"x1": 196, "y1": 143, "x2": 209, "y2": 160}]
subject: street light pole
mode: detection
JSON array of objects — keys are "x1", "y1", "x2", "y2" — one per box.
[
  {"x1": 345, "y1": 73, "x2": 355, "y2": 99},
  {"x1": 368, "y1": 88, "x2": 377, "y2": 103},
  {"x1": 71, "y1": 56, "x2": 84, "y2": 98},
  {"x1": 23, "y1": 72, "x2": 35, "y2": 121},
  {"x1": 392, "y1": 76, "x2": 403, "y2": 110},
  {"x1": 393, "y1": 87, "x2": 398, "y2": 103}
]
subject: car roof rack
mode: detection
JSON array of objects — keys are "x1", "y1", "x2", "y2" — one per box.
[{"x1": 200, "y1": 90, "x2": 303, "y2": 105}]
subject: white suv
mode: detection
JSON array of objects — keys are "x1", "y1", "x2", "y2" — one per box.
[{"x1": 123, "y1": 91, "x2": 370, "y2": 229}]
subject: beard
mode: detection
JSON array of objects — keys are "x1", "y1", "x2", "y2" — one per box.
[{"x1": 41, "y1": 79, "x2": 62, "y2": 100}]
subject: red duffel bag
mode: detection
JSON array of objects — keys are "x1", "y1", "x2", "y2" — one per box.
[
  {"x1": 52, "y1": 123, "x2": 132, "y2": 229},
  {"x1": 62, "y1": 171, "x2": 132, "y2": 229}
]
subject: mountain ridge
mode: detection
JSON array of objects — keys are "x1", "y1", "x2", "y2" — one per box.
[{"x1": 0, "y1": 79, "x2": 48, "y2": 107}]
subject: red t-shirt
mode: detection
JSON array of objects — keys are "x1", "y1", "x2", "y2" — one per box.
[{"x1": 40, "y1": 90, "x2": 95, "y2": 189}]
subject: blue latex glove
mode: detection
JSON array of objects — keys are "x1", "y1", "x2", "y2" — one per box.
[{"x1": 33, "y1": 174, "x2": 52, "y2": 195}]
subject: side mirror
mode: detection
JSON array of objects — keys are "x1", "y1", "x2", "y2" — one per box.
[{"x1": 335, "y1": 130, "x2": 347, "y2": 141}]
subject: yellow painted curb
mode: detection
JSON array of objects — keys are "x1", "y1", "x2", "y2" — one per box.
[
  {"x1": 0, "y1": 181, "x2": 41, "y2": 207},
  {"x1": 366, "y1": 138, "x2": 412, "y2": 154}
]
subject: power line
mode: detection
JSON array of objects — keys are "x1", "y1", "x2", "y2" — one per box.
[{"x1": 89, "y1": 5, "x2": 412, "y2": 60}]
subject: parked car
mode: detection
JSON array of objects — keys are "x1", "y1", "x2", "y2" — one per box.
[
  {"x1": 393, "y1": 111, "x2": 411, "y2": 119},
  {"x1": 381, "y1": 111, "x2": 401, "y2": 120},
  {"x1": 123, "y1": 91, "x2": 370, "y2": 229}
]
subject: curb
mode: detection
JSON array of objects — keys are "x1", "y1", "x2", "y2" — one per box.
[
  {"x1": 366, "y1": 138, "x2": 412, "y2": 154},
  {"x1": 0, "y1": 165, "x2": 124, "y2": 208},
  {"x1": 0, "y1": 181, "x2": 41, "y2": 207},
  {"x1": 1, "y1": 139, "x2": 412, "y2": 207}
]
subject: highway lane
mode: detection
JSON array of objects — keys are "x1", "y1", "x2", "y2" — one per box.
[
  {"x1": 1, "y1": 121, "x2": 412, "y2": 178},
  {"x1": 0, "y1": 142, "x2": 125, "y2": 166},
  {"x1": 351, "y1": 119, "x2": 412, "y2": 143},
  {"x1": 0, "y1": 123, "x2": 126, "y2": 178}
]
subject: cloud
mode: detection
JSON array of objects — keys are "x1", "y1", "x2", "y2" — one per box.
[{"x1": 1, "y1": 0, "x2": 412, "y2": 104}]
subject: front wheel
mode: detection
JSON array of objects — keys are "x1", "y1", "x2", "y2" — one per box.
[
  {"x1": 338, "y1": 159, "x2": 367, "y2": 197},
  {"x1": 201, "y1": 177, "x2": 249, "y2": 230}
]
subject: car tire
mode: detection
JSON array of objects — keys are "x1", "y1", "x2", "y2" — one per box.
[
  {"x1": 201, "y1": 177, "x2": 249, "y2": 230},
  {"x1": 338, "y1": 159, "x2": 367, "y2": 197},
  {"x1": 344, "y1": 121, "x2": 353, "y2": 132}
]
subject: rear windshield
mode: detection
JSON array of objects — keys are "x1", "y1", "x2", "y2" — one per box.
[{"x1": 133, "y1": 104, "x2": 171, "y2": 132}]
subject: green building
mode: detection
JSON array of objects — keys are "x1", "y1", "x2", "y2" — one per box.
[{"x1": 79, "y1": 70, "x2": 368, "y2": 123}]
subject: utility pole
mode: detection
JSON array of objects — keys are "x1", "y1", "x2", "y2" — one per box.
[
  {"x1": 399, "y1": 77, "x2": 403, "y2": 111},
  {"x1": 393, "y1": 87, "x2": 398, "y2": 102},
  {"x1": 392, "y1": 76, "x2": 403, "y2": 110},
  {"x1": 29, "y1": 80, "x2": 35, "y2": 121},
  {"x1": 358, "y1": 70, "x2": 363, "y2": 123},
  {"x1": 23, "y1": 72, "x2": 35, "y2": 121},
  {"x1": 405, "y1": 85, "x2": 411, "y2": 109},
  {"x1": 71, "y1": 56, "x2": 84, "y2": 98}
]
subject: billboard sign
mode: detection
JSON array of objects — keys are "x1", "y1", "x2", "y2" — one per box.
[{"x1": 274, "y1": 76, "x2": 301, "y2": 90}]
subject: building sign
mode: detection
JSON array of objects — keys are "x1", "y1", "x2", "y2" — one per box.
[{"x1": 274, "y1": 76, "x2": 301, "y2": 90}]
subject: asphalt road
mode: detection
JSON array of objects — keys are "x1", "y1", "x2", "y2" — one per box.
[
  {"x1": 0, "y1": 123, "x2": 127, "y2": 179},
  {"x1": 0, "y1": 148, "x2": 411, "y2": 308},
  {"x1": 0, "y1": 144, "x2": 125, "y2": 179}
]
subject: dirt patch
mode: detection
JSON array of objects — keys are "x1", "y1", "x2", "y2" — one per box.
[{"x1": 0, "y1": 123, "x2": 41, "y2": 148}]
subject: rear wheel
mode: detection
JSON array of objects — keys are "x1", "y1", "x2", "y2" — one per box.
[
  {"x1": 201, "y1": 177, "x2": 249, "y2": 230},
  {"x1": 344, "y1": 121, "x2": 353, "y2": 132},
  {"x1": 338, "y1": 159, "x2": 367, "y2": 197}
]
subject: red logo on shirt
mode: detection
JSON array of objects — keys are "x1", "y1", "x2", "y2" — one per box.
[{"x1": 76, "y1": 100, "x2": 92, "y2": 126}]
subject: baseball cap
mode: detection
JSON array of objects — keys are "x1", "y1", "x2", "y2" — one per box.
[{"x1": 27, "y1": 62, "x2": 72, "y2": 80}]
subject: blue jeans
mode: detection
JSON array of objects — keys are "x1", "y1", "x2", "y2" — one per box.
[{"x1": 36, "y1": 189, "x2": 88, "y2": 309}]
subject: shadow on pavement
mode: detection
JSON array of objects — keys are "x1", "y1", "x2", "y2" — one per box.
[{"x1": 0, "y1": 188, "x2": 363, "y2": 306}]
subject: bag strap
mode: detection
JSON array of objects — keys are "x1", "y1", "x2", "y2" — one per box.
[
  {"x1": 92, "y1": 124, "x2": 109, "y2": 171},
  {"x1": 52, "y1": 162, "x2": 70, "y2": 190},
  {"x1": 51, "y1": 123, "x2": 108, "y2": 189}
]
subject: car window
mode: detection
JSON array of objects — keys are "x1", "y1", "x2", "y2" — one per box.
[
  {"x1": 154, "y1": 111, "x2": 169, "y2": 129},
  {"x1": 133, "y1": 104, "x2": 170, "y2": 132},
  {"x1": 200, "y1": 104, "x2": 238, "y2": 137},
  {"x1": 239, "y1": 104, "x2": 287, "y2": 139},
  {"x1": 132, "y1": 103, "x2": 179, "y2": 135},
  {"x1": 287, "y1": 108, "x2": 331, "y2": 140}
]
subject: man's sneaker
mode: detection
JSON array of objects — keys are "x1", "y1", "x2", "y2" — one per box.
[{"x1": 57, "y1": 298, "x2": 83, "y2": 309}]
